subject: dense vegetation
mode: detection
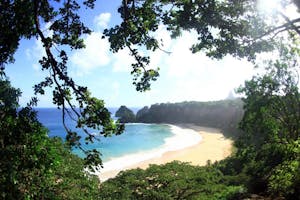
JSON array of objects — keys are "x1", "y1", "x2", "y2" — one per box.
[
  {"x1": 115, "y1": 105, "x2": 136, "y2": 123},
  {"x1": 98, "y1": 161, "x2": 244, "y2": 200},
  {"x1": 0, "y1": 79, "x2": 99, "y2": 199},
  {"x1": 116, "y1": 99, "x2": 243, "y2": 137},
  {"x1": 136, "y1": 99, "x2": 244, "y2": 138},
  {"x1": 232, "y1": 43, "x2": 300, "y2": 198},
  {"x1": 1, "y1": 0, "x2": 300, "y2": 199}
]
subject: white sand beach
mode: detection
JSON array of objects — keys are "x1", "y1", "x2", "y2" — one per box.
[{"x1": 98, "y1": 124, "x2": 233, "y2": 181}]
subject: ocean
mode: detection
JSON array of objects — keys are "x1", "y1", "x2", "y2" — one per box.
[
  {"x1": 36, "y1": 108, "x2": 202, "y2": 173},
  {"x1": 36, "y1": 108, "x2": 175, "y2": 162}
]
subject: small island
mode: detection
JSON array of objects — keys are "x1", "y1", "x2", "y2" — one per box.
[{"x1": 115, "y1": 105, "x2": 136, "y2": 123}]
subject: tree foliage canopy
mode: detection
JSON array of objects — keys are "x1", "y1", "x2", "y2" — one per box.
[
  {"x1": 104, "y1": 0, "x2": 300, "y2": 90},
  {"x1": 0, "y1": 78, "x2": 99, "y2": 199},
  {"x1": 233, "y1": 41, "x2": 300, "y2": 198},
  {"x1": 98, "y1": 161, "x2": 243, "y2": 200},
  {"x1": 1, "y1": 0, "x2": 125, "y2": 167}
]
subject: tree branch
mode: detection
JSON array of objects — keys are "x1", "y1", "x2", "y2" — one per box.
[
  {"x1": 253, "y1": 17, "x2": 300, "y2": 41},
  {"x1": 33, "y1": 0, "x2": 96, "y2": 143},
  {"x1": 278, "y1": 11, "x2": 300, "y2": 36}
]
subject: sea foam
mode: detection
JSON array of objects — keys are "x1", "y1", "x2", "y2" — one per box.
[{"x1": 95, "y1": 124, "x2": 202, "y2": 174}]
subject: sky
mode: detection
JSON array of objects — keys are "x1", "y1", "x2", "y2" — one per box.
[{"x1": 5, "y1": 0, "x2": 269, "y2": 108}]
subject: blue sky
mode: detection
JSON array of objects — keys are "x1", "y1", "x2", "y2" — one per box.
[{"x1": 6, "y1": 0, "x2": 258, "y2": 108}]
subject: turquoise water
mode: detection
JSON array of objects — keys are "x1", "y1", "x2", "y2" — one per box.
[
  {"x1": 36, "y1": 108, "x2": 174, "y2": 162},
  {"x1": 73, "y1": 124, "x2": 173, "y2": 161}
]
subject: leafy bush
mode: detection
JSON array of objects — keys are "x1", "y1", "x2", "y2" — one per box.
[
  {"x1": 98, "y1": 161, "x2": 244, "y2": 200},
  {"x1": 0, "y1": 79, "x2": 99, "y2": 199}
]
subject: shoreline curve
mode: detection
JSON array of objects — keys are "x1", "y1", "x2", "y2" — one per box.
[{"x1": 98, "y1": 123, "x2": 232, "y2": 181}]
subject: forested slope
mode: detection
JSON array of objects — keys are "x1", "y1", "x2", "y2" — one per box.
[{"x1": 135, "y1": 99, "x2": 244, "y2": 138}]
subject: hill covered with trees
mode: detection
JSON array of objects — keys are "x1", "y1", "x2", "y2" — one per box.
[
  {"x1": 115, "y1": 105, "x2": 136, "y2": 123},
  {"x1": 135, "y1": 99, "x2": 244, "y2": 138},
  {"x1": 115, "y1": 99, "x2": 244, "y2": 137}
]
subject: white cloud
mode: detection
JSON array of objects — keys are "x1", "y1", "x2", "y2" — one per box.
[
  {"x1": 25, "y1": 38, "x2": 48, "y2": 75},
  {"x1": 110, "y1": 25, "x2": 171, "y2": 73},
  {"x1": 165, "y1": 54, "x2": 255, "y2": 101},
  {"x1": 43, "y1": 22, "x2": 54, "y2": 37},
  {"x1": 112, "y1": 49, "x2": 135, "y2": 72},
  {"x1": 70, "y1": 13, "x2": 115, "y2": 75},
  {"x1": 25, "y1": 22, "x2": 54, "y2": 71},
  {"x1": 26, "y1": 39, "x2": 44, "y2": 61},
  {"x1": 257, "y1": 0, "x2": 282, "y2": 14},
  {"x1": 68, "y1": 22, "x2": 257, "y2": 105},
  {"x1": 162, "y1": 31, "x2": 206, "y2": 78},
  {"x1": 110, "y1": 24, "x2": 174, "y2": 73},
  {"x1": 94, "y1": 13, "x2": 111, "y2": 29},
  {"x1": 111, "y1": 25, "x2": 173, "y2": 73},
  {"x1": 98, "y1": 27, "x2": 256, "y2": 104},
  {"x1": 109, "y1": 81, "x2": 120, "y2": 102},
  {"x1": 32, "y1": 63, "x2": 40, "y2": 71},
  {"x1": 144, "y1": 30, "x2": 257, "y2": 102},
  {"x1": 71, "y1": 32, "x2": 111, "y2": 75},
  {"x1": 147, "y1": 25, "x2": 173, "y2": 69},
  {"x1": 152, "y1": 25, "x2": 172, "y2": 51}
]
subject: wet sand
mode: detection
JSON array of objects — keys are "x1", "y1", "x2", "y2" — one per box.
[{"x1": 98, "y1": 124, "x2": 232, "y2": 181}]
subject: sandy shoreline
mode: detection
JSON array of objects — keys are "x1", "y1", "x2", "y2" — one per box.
[{"x1": 98, "y1": 124, "x2": 233, "y2": 181}]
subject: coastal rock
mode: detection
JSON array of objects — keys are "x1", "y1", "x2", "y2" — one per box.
[{"x1": 115, "y1": 106, "x2": 136, "y2": 123}]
